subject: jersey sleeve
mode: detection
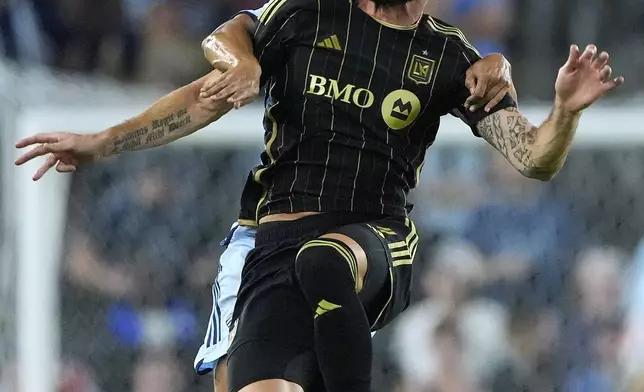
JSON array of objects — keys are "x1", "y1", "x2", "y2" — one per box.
[
  {"x1": 233, "y1": 2, "x2": 270, "y2": 22},
  {"x1": 446, "y1": 33, "x2": 517, "y2": 136},
  {"x1": 250, "y1": 0, "x2": 309, "y2": 86}
]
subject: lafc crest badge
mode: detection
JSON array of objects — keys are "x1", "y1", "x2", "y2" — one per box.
[{"x1": 407, "y1": 54, "x2": 435, "y2": 85}]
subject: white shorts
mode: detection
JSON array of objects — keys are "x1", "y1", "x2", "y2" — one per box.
[{"x1": 194, "y1": 223, "x2": 256, "y2": 375}]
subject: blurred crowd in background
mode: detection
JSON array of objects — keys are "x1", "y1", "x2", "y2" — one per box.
[
  {"x1": 5, "y1": 145, "x2": 640, "y2": 392},
  {"x1": 1, "y1": 0, "x2": 644, "y2": 392},
  {"x1": 1, "y1": 0, "x2": 643, "y2": 98}
]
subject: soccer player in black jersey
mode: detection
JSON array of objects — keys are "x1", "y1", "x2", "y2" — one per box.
[
  {"x1": 198, "y1": 4, "x2": 623, "y2": 392},
  {"x1": 12, "y1": 37, "x2": 517, "y2": 392},
  {"x1": 16, "y1": 0, "x2": 623, "y2": 390},
  {"x1": 12, "y1": 20, "x2": 515, "y2": 392}
]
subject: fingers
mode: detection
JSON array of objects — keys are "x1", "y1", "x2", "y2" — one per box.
[
  {"x1": 15, "y1": 133, "x2": 61, "y2": 148},
  {"x1": 199, "y1": 72, "x2": 228, "y2": 98},
  {"x1": 484, "y1": 87, "x2": 508, "y2": 112},
  {"x1": 464, "y1": 69, "x2": 476, "y2": 93},
  {"x1": 15, "y1": 144, "x2": 52, "y2": 165},
  {"x1": 601, "y1": 76, "x2": 625, "y2": 93},
  {"x1": 56, "y1": 161, "x2": 76, "y2": 173},
  {"x1": 227, "y1": 88, "x2": 258, "y2": 108},
  {"x1": 213, "y1": 81, "x2": 242, "y2": 101},
  {"x1": 469, "y1": 84, "x2": 503, "y2": 111},
  {"x1": 236, "y1": 97, "x2": 255, "y2": 108},
  {"x1": 600, "y1": 65, "x2": 612, "y2": 82},
  {"x1": 579, "y1": 44, "x2": 597, "y2": 64},
  {"x1": 587, "y1": 48, "x2": 621, "y2": 89},
  {"x1": 563, "y1": 45, "x2": 581, "y2": 70},
  {"x1": 32, "y1": 154, "x2": 58, "y2": 181},
  {"x1": 31, "y1": 157, "x2": 76, "y2": 181},
  {"x1": 564, "y1": 45, "x2": 613, "y2": 75},
  {"x1": 593, "y1": 51, "x2": 609, "y2": 70},
  {"x1": 463, "y1": 95, "x2": 476, "y2": 109},
  {"x1": 464, "y1": 75, "x2": 489, "y2": 111},
  {"x1": 200, "y1": 82, "x2": 227, "y2": 99},
  {"x1": 14, "y1": 139, "x2": 73, "y2": 165}
]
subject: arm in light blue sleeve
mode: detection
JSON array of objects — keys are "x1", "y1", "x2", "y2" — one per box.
[{"x1": 234, "y1": 2, "x2": 270, "y2": 22}]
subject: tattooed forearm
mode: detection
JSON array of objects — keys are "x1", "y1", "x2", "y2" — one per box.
[
  {"x1": 476, "y1": 109, "x2": 509, "y2": 158},
  {"x1": 477, "y1": 107, "x2": 538, "y2": 169},
  {"x1": 111, "y1": 126, "x2": 148, "y2": 153},
  {"x1": 506, "y1": 108, "x2": 537, "y2": 168},
  {"x1": 111, "y1": 108, "x2": 192, "y2": 154},
  {"x1": 476, "y1": 106, "x2": 578, "y2": 180},
  {"x1": 98, "y1": 70, "x2": 234, "y2": 158}
]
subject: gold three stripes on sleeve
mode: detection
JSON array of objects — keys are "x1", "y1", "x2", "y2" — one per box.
[
  {"x1": 259, "y1": 0, "x2": 290, "y2": 23},
  {"x1": 426, "y1": 16, "x2": 481, "y2": 58}
]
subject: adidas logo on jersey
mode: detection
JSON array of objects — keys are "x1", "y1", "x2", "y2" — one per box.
[
  {"x1": 317, "y1": 35, "x2": 343, "y2": 51},
  {"x1": 314, "y1": 299, "x2": 342, "y2": 318}
]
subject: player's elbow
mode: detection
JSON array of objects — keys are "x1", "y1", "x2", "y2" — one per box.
[
  {"x1": 519, "y1": 165, "x2": 558, "y2": 182},
  {"x1": 201, "y1": 34, "x2": 214, "y2": 53}
]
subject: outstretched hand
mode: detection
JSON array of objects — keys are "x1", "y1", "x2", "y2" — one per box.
[
  {"x1": 15, "y1": 132, "x2": 103, "y2": 181},
  {"x1": 555, "y1": 45, "x2": 624, "y2": 113}
]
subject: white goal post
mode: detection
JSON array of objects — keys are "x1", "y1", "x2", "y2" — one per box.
[{"x1": 4, "y1": 64, "x2": 643, "y2": 392}]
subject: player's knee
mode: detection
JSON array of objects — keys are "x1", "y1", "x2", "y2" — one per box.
[{"x1": 295, "y1": 236, "x2": 360, "y2": 292}]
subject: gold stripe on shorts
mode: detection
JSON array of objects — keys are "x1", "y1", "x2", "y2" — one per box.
[{"x1": 298, "y1": 239, "x2": 359, "y2": 290}]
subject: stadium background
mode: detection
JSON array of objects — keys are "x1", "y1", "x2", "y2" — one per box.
[{"x1": 1, "y1": 0, "x2": 643, "y2": 391}]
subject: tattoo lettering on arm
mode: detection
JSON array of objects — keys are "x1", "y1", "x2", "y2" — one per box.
[
  {"x1": 111, "y1": 126, "x2": 149, "y2": 153},
  {"x1": 476, "y1": 107, "x2": 538, "y2": 174},
  {"x1": 111, "y1": 108, "x2": 192, "y2": 154}
]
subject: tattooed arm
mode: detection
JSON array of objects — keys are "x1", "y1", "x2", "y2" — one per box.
[
  {"x1": 475, "y1": 104, "x2": 580, "y2": 181},
  {"x1": 199, "y1": 12, "x2": 261, "y2": 109},
  {"x1": 104, "y1": 70, "x2": 232, "y2": 157},
  {"x1": 199, "y1": 6, "x2": 265, "y2": 108},
  {"x1": 202, "y1": 12, "x2": 256, "y2": 72},
  {"x1": 470, "y1": 44, "x2": 624, "y2": 181},
  {"x1": 14, "y1": 69, "x2": 234, "y2": 180}
]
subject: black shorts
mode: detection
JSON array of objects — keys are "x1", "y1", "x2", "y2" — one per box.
[{"x1": 227, "y1": 213, "x2": 418, "y2": 392}]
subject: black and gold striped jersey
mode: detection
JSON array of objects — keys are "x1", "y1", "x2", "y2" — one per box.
[{"x1": 240, "y1": 0, "x2": 516, "y2": 224}]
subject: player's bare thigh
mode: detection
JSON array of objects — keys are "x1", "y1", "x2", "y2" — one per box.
[
  {"x1": 238, "y1": 380, "x2": 304, "y2": 392},
  {"x1": 261, "y1": 214, "x2": 369, "y2": 289},
  {"x1": 214, "y1": 359, "x2": 228, "y2": 392},
  {"x1": 216, "y1": 359, "x2": 303, "y2": 392},
  {"x1": 319, "y1": 232, "x2": 368, "y2": 291}
]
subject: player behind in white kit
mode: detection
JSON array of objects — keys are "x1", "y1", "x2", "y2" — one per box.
[{"x1": 192, "y1": 3, "x2": 519, "y2": 391}]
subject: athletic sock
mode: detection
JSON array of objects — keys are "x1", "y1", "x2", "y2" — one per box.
[{"x1": 295, "y1": 239, "x2": 372, "y2": 392}]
